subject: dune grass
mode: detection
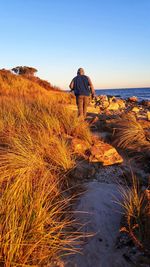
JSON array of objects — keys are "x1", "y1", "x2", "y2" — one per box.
[
  {"x1": 0, "y1": 71, "x2": 91, "y2": 266},
  {"x1": 0, "y1": 69, "x2": 75, "y2": 105},
  {"x1": 112, "y1": 113, "x2": 150, "y2": 151},
  {"x1": 119, "y1": 176, "x2": 149, "y2": 251}
]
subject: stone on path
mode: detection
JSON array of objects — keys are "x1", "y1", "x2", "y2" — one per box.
[{"x1": 89, "y1": 141, "x2": 123, "y2": 166}]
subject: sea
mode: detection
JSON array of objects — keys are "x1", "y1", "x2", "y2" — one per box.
[{"x1": 95, "y1": 88, "x2": 150, "y2": 101}]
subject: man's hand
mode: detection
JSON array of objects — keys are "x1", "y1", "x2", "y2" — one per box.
[
  {"x1": 69, "y1": 80, "x2": 74, "y2": 90},
  {"x1": 92, "y1": 93, "x2": 96, "y2": 100}
]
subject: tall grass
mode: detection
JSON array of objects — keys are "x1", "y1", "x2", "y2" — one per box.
[
  {"x1": 0, "y1": 71, "x2": 91, "y2": 265},
  {"x1": 0, "y1": 69, "x2": 75, "y2": 105},
  {"x1": 119, "y1": 176, "x2": 149, "y2": 251},
  {"x1": 112, "y1": 114, "x2": 150, "y2": 150}
]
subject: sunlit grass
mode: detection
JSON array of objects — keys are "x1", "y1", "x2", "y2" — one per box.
[
  {"x1": 118, "y1": 175, "x2": 149, "y2": 250},
  {"x1": 112, "y1": 114, "x2": 150, "y2": 150},
  {"x1": 0, "y1": 70, "x2": 91, "y2": 265}
]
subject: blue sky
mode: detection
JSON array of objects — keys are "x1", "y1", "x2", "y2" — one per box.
[{"x1": 0, "y1": 0, "x2": 150, "y2": 89}]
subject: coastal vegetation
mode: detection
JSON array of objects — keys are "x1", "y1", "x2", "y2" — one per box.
[
  {"x1": 120, "y1": 176, "x2": 150, "y2": 252},
  {"x1": 0, "y1": 68, "x2": 149, "y2": 266},
  {"x1": 0, "y1": 69, "x2": 91, "y2": 266},
  {"x1": 93, "y1": 96, "x2": 150, "y2": 260}
]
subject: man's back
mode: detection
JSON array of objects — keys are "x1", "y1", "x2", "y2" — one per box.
[
  {"x1": 69, "y1": 68, "x2": 95, "y2": 118},
  {"x1": 72, "y1": 74, "x2": 91, "y2": 96}
]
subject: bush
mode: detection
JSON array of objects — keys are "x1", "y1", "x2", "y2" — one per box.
[{"x1": 112, "y1": 114, "x2": 150, "y2": 150}]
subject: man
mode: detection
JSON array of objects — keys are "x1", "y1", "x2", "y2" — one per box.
[{"x1": 69, "y1": 68, "x2": 95, "y2": 118}]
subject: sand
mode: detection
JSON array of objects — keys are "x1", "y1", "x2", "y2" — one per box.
[{"x1": 64, "y1": 182, "x2": 133, "y2": 267}]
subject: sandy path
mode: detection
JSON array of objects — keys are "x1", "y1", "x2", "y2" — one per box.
[
  {"x1": 64, "y1": 182, "x2": 133, "y2": 267},
  {"x1": 63, "y1": 105, "x2": 133, "y2": 267}
]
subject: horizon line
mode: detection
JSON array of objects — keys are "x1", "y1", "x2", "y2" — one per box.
[
  {"x1": 95, "y1": 86, "x2": 150, "y2": 90},
  {"x1": 64, "y1": 86, "x2": 150, "y2": 91}
]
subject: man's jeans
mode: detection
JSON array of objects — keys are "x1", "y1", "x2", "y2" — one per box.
[{"x1": 76, "y1": 95, "x2": 90, "y2": 118}]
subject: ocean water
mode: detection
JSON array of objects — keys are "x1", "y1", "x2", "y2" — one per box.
[{"x1": 95, "y1": 88, "x2": 150, "y2": 101}]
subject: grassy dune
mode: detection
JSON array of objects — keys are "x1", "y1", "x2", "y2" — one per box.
[{"x1": 0, "y1": 70, "x2": 91, "y2": 266}]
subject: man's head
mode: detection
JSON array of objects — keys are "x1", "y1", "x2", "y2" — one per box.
[{"x1": 77, "y1": 68, "x2": 84, "y2": 75}]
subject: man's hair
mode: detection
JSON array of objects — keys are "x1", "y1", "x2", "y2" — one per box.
[{"x1": 77, "y1": 68, "x2": 84, "y2": 75}]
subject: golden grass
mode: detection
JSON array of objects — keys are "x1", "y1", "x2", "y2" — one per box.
[
  {"x1": 118, "y1": 176, "x2": 149, "y2": 250},
  {"x1": 0, "y1": 71, "x2": 91, "y2": 265},
  {"x1": 112, "y1": 114, "x2": 150, "y2": 150},
  {"x1": 0, "y1": 69, "x2": 75, "y2": 105}
]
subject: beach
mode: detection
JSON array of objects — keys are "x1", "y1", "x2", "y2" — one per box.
[{"x1": 0, "y1": 69, "x2": 149, "y2": 267}]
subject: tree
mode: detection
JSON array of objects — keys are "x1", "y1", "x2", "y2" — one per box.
[{"x1": 12, "y1": 66, "x2": 37, "y2": 76}]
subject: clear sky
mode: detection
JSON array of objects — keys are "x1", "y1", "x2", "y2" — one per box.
[{"x1": 0, "y1": 0, "x2": 150, "y2": 89}]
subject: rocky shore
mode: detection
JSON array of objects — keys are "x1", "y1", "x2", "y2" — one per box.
[{"x1": 62, "y1": 95, "x2": 150, "y2": 267}]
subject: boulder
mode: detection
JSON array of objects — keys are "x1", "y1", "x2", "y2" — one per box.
[
  {"x1": 95, "y1": 95, "x2": 109, "y2": 110},
  {"x1": 107, "y1": 102, "x2": 119, "y2": 111},
  {"x1": 117, "y1": 99, "x2": 126, "y2": 109},
  {"x1": 141, "y1": 100, "x2": 150, "y2": 107},
  {"x1": 132, "y1": 107, "x2": 140, "y2": 113},
  {"x1": 89, "y1": 141, "x2": 123, "y2": 165},
  {"x1": 71, "y1": 138, "x2": 90, "y2": 156},
  {"x1": 128, "y1": 96, "x2": 138, "y2": 102},
  {"x1": 147, "y1": 111, "x2": 150, "y2": 121},
  {"x1": 107, "y1": 98, "x2": 125, "y2": 111},
  {"x1": 96, "y1": 95, "x2": 126, "y2": 112}
]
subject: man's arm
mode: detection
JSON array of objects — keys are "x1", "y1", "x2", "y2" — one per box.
[
  {"x1": 88, "y1": 77, "x2": 95, "y2": 97},
  {"x1": 69, "y1": 79, "x2": 74, "y2": 91}
]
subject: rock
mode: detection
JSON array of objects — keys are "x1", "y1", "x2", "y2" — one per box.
[
  {"x1": 128, "y1": 96, "x2": 138, "y2": 102},
  {"x1": 71, "y1": 161, "x2": 96, "y2": 180},
  {"x1": 95, "y1": 95, "x2": 109, "y2": 109},
  {"x1": 89, "y1": 141, "x2": 123, "y2": 165},
  {"x1": 95, "y1": 95, "x2": 126, "y2": 112},
  {"x1": 107, "y1": 102, "x2": 119, "y2": 111},
  {"x1": 107, "y1": 98, "x2": 125, "y2": 111},
  {"x1": 89, "y1": 116, "x2": 102, "y2": 130},
  {"x1": 71, "y1": 138, "x2": 90, "y2": 156},
  {"x1": 109, "y1": 96, "x2": 116, "y2": 102},
  {"x1": 132, "y1": 106, "x2": 140, "y2": 113},
  {"x1": 117, "y1": 99, "x2": 126, "y2": 109},
  {"x1": 147, "y1": 111, "x2": 150, "y2": 121},
  {"x1": 141, "y1": 100, "x2": 150, "y2": 107}
]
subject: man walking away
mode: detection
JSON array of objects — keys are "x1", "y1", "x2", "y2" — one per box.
[{"x1": 69, "y1": 68, "x2": 95, "y2": 118}]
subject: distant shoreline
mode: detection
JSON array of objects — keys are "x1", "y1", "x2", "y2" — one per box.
[
  {"x1": 96, "y1": 87, "x2": 150, "y2": 90},
  {"x1": 95, "y1": 87, "x2": 150, "y2": 101},
  {"x1": 66, "y1": 87, "x2": 150, "y2": 100},
  {"x1": 65, "y1": 87, "x2": 150, "y2": 91}
]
